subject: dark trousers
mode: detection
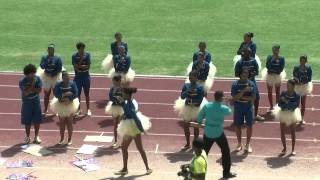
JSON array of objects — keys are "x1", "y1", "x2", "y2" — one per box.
[{"x1": 203, "y1": 133, "x2": 231, "y2": 176}]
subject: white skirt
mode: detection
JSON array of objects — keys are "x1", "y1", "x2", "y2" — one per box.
[
  {"x1": 295, "y1": 82, "x2": 313, "y2": 96},
  {"x1": 186, "y1": 62, "x2": 217, "y2": 79},
  {"x1": 185, "y1": 78, "x2": 213, "y2": 93},
  {"x1": 233, "y1": 55, "x2": 261, "y2": 70},
  {"x1": 109, "y1": 68, "x2": 135, "y2": 83},
  {"x1": 272, "y1": 105, "x2": 302, "y2": 126},
  {"x1": 101, "y1": 54, "x2": 113, "y2": 73},
  {"x1": 261, "y1": 68, "x2": 286, "y2": 86},
  {"x1": 36, "y1": 67, "x2": 62, "y2": 91},
  {"x1": 173, "y1": 97, "x2": 208, "y2": 122},
  {"x1": 117, "y1": 112, "x2": 152, "y2": 137},
  {"x1": 105, "y1": 101, "x2": 124, "y2": 118},
  {"x1": 50, "y1": 97, "x2": 80, "y2": 118}
]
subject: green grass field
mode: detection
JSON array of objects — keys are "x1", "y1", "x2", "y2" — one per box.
[{"x1": 0, "y1": 0, "x2": 319, "y2": 79}]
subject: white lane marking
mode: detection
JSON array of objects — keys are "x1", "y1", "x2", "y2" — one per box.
[
  {"x1": 1, "y1": 84, "x2": 319, "y2": 97},
  {"x1": 1, "y1": 112, "x2": 320, "y2": 126},
  {"x1": 0, "y1": 98, "x2": 320, "y2": 111},
  {"x1": 0, "y1": 128, "x2": 317, "y2": 143},
  {"x1": 155, "y1": 144, "x2": 159, "y2": 154},
  {"x1": 0, "y1": 71, "x2": 319, "y2": 83}
]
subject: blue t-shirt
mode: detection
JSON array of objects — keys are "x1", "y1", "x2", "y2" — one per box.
[
  {"x1": 181, "y1": 83, "x2": 204, "y2": 106},
  {"x1": 237, "y1": 42, "x2": 257, "y2": 58},
  {"x1": 113, "y1": 55, "x2": 131, "y2": 73},
  {"x1": 192, "y1": 51, "x2": 212, "y2": 63},
  {"x1": 266, "y1": 55, "x2": 285, "y2": 74},
  {"x1": 111, "y1": 41, "x2": 128, "y2": 56},
  {"x1": 278, "y1": 91, "x2": 300, "y2": 111},
  {"x1": 72, "y1": 52, "x2": 91, "y2": 77},
  {"x1": 109, "y1": 86, "x2": 122, "y2": 106},
  {"x1": 293, "y1": 65, "x2": 312, "y2": 84},
  {"x1": 198, "y1": 102, "x2": 231, "y2": 138},
  {"x1": 231, "y1": 80, "x2": 256, "y2": 104},
  {"x1": 53, "y1": 81, "x2": 78, "y2": 101},
  {"x1": 19, "y1": 76, "x2": 42, "y2": 101},
  {"x1": 235, "y1": 58, "x2": 259, "y2": 80},
  {"x1": 192, "y1": 61, "x2": 210, "y2": 81},
  {"x1": 40, "y1": 55, "x2": 63, "y2": 77}
]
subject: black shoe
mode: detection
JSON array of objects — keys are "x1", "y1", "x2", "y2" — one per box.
[{"x1": 223, "y1": 172, "x2": 237, "y2": 179}]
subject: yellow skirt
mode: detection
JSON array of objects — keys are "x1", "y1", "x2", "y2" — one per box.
[
  {"x1": 295, "y1": 82, "x2": 313, "y2": 96},
  {"x1": 186, "y1": 62, "x2": 217, "y2": 79},
  {"x1": 105, "y1": 101, "x2": 124, "y2": 118},
  {"x1": 174, "y1": 97, "x2": 208, "y2": 122},
  {"x1": 109, "y1": 68, "x2": 135, "y2": 83},
  {"x1": 261, "y1": 68, "x2": 286, "y2": 86},
  {"x1": 117, "y1": 112, "x2": 152, "y2": 137},
  {"x1": 50, "y1": 97, "x2": 80, "y2": 118},
  {"x1": 101, "y1": 54, "x2": 113, "y2": 73},
  {"x1": 272, "y1": 105, "x2": 302, "y2": 126},
  {"x1": 36, "y1": 67, "x2": 62, "y2": 91}
]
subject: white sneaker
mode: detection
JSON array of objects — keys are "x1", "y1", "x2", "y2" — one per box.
[
  {"x1": 24, "y1": 137, "x2": 31, "y2": 144},
  {"x1": 255, "y1": 115, "x2": 265, "y2": 121},
  {"x1": 245, "y1": 144, "x2": 253, "y2": 153},
  {"x1": 67, "y1": 140, "x2": 72, "y2": 146},
  {"x1": 33, "y1": 136, "x2": 42, "y2": 144},
  {"x1": 236, "y1": 144, "x2": 242, "y2": 152},
  {"x1": 75, "y1": 109, "x2": 82, "y2": 116},
  {"x1": 86, "y1": 109, "x2": 92, "y2": 116}
]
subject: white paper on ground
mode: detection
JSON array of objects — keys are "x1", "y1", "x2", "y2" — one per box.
[
  {"x1": 83, "y1": 135, "x2": 113, "y2": 143},
  {"x1": 73, "y1": 161, "x2": 99, "y2": 172},
  {"x1": 0, "y1": 158, "x2": 6, "y2": 165},
  {"x1": 76, "y1": 144, "x2": 100, "y2": 155},
  {"x1": 21, "y1": 144, "x2": 53, "y2": 157}
]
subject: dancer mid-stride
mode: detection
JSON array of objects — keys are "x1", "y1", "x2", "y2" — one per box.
[{"x1": 115, "y1": 87, "x2": 152, "y2": 176}]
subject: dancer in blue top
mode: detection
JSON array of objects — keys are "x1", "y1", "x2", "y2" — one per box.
[
  {"x1": 105, "y1": 75, "x2": 124, "y2": 148},
  {"x1": 231, "y1": 68, "x2": 256, "y2": 153},
  {"x1": 101, "y1": 32, "x2": 129, "y2": 74},
  {"x1": 50, "y1": 71, "x2": 79, "y2": 145},
  {"x1": 273, "y1": 80, "x2": 301, "y2": 156},
  {"x1": 174, "y1": 71, "x2": 206, "y2": 149},
  {"x1": 293, "y1": 55, "x2": 313, "y2": 125},
  {"x1": 237, "y1": 32, "x2": 256, "y2": 58},
  {"x1": 19, "y1": 64, "x2": 43, "y2": 144},
  {"x1": 115, "y1": 87, "x2": 152, "y2": 176},
  {"x1": 72, "y1": 42, "x2": 92, "y2": 116},
  {"x1": 192, "y1": 41, "x2": 212, "y2": 63},
  {"x1": 38, "y1": 44, "x2": 63, "y2": 115},
  {"x1": 263, "y1": 45, "x2": 286, "y2": 111},
  {"x1": 235, "y1": 47, "x2": 264, "y2": 121},
  {"x1": 111, "y1": 32, "x2": 128, "y2": 56},
  {"x1": 110, "y1": 46, "x2": 135, "y2": 86},
  {"x1": 192, "y1": 53, "x2": 211, "y2": 94}
]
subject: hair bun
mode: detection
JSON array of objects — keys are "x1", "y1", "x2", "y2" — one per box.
[
  {"x1": 123, "y1": 87, "x2": 138, "y2": 95},
  {"x1": 132, "y1": 87, "x2": 138, "y2": 93}
]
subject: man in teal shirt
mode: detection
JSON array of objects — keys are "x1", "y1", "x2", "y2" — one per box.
[{"x1": 197, "y1": 91, "x2": 236, "y2": 179}]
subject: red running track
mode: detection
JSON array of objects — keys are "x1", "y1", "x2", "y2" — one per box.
[{"x1": 0, "y1": 73, "x2": 319, "y2": 179}]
